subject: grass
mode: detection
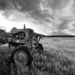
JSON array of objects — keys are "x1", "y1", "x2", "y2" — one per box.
[
  {"x1": 41, "y1": 37, "x2": 75, "y2": 60},
  {"x1": 0, "y1": 37, "x2": 75, "y2": 75}
]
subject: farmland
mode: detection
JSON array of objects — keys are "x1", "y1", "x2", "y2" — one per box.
[
  {"x1": 41, "y1": 37, "x2": 75, "y2": 60},
  {"x1": 1, "y1": 37, "x2": 75, "y2": 75}
]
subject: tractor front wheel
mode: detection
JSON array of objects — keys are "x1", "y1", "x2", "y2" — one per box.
[{"x1": 10, "y1": 46, "x2": 33, "y2": 67}]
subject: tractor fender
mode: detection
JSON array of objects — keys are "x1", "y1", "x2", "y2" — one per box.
[{"x1": 35, "y1": 43, "x2": 44, "y2": 52}]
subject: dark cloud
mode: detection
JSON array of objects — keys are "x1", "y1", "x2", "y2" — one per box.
[
  {"x1": 43, "y1": 0, "x2": 70, "y2": 10},
  {"x1": 0, "y1": 0, "x2": 74, "y2": 35},
  {"x1": 30, "y1": 9, "x2": 52, "y2": 24},
  {"x1": 11, "y1": 0, "x2": 40, "y2": 11},
  {"x1": 0, "y1": 0, "x2": 7, "y2": 10},
  {"x1": 0, "y1": 0, "x2": 40, "y2": 12},
  {"x1": 58, "y1": 19, "x2": 69, "y2": 31},
  {"x1": 0, "y1": 0, "x2": 49, "y2": 23},
  {"x1": 13, "y1": 0, "x2": 52, "y2": 24},
  {"x1": 0, "y1": 0, "x2": 53, "y2": 25},
  {"x1": 53, "y1": 18, "x2": 74, "y2": 35}
]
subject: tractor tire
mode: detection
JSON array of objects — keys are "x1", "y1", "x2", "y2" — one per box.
[
  {"x1": 10, "y1": 46, "x2": 33, "y2": 67},
  {"x1": 35, "y1": 43, "x2": 44, "y2": 53}
]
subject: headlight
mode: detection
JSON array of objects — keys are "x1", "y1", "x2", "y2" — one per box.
[{"x1": 16, "y1": 40, "x2": 19, "y2": 43}]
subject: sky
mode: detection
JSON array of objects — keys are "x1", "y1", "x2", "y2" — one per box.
[{"x1": 0, "y1": 0, "x2": 75, "y2": 35}]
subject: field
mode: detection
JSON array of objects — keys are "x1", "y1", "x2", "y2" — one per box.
[
  {"x1": 1, "y1": 37, "x2": 75, "y2": 75},
  {"x1": 41, "y1": 37, "x2": 75, "y2": 61}
]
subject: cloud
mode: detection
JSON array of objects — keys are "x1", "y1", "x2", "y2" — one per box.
[
  {"x1": 40, "y1": 0, "x2": 70, "y2": 10},
  {"x1": 0, "y1": 0, "x2": 49, "y2": 24},
  {"x1": 62, "y1": 21, "x2": 75, "y2": 35},
  {"x1": 0, "y1": 0, "x2": 7, "y2": 10},
  {"x1": 39, "y1": 0, "x2": 75, "y2": 35},
  {"x1": 0, "y1": 0, "x2": 75, "y2": 35},
  {"x1": 0, "y1": 0, "x2": 54, "y2": 35}
]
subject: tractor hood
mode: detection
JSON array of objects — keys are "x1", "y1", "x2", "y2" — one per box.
[
  {"x1": 10, "y1": 27, "x2": 23, "y2": 34},
  {"x1": 10, "y1": 27, "x2": 34, "y2": 35}
]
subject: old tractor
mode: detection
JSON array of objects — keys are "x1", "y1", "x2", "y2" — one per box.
[{"x1": 1, "y1": 25, "x2": 44, "y2": 67}]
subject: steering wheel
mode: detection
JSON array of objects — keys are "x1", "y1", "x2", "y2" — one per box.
[{"x1": 0, "y1": 26, "x2": 6, "y2": 31}]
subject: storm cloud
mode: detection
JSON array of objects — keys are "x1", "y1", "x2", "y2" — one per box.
[{"x1": 0, "y1": 0, "x2": 75, "y2": 35}]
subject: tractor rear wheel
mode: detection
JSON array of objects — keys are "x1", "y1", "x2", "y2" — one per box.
[
  {"x1": 35, "y1": 43, "x2": 44, "y2": 53},
  {"x1": 10, "y1": 46, "x2": 33, "y2": 67}
]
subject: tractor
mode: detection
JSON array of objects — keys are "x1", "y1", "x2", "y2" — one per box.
[{"x1": 1, "y1": 25, "x2": 44, "y2": 68}]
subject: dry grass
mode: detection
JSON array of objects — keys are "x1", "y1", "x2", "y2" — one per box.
[
  {"x1": 0, "y1": 37, "x2": 75, "y2": 75},
  {"x1": 41, "y1": 37, "x2": 75, "y2": 60}
]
